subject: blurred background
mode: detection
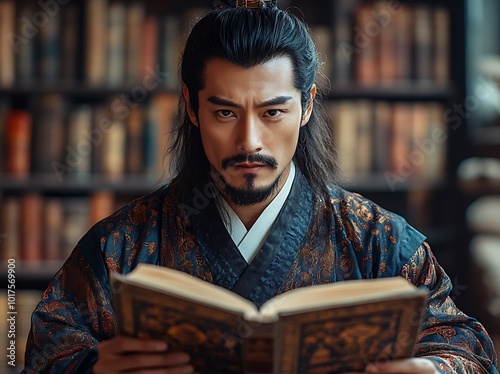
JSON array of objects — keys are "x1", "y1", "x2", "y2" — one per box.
[{"x1": 0, "y1": 0, "x2": 499, "y2": 370}]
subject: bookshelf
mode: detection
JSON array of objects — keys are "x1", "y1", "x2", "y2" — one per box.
[
  {"x1": 0, "y1": 0, "x2": 465, "y2": 287},
  {"x1": 0, "y1": 0, "x2": 464, "y2": 278},
  {"x1": 0, "y1": 0, "x2": 467, "y2": 368}
]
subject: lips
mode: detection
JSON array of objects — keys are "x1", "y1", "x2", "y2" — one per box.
[
  {"x1": 221, "y1": 154, "x2": 278, "y2": 170},
  {"x1": 234, "y1": 163, "x2": 266, "y2": 171},
  {"x1": 236, "y1": 163, "x2": 265, "y2": 168}
]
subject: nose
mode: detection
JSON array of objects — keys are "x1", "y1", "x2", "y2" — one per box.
[{"x1": 236, "y1": 114, "x2": 263, "y2": 153}]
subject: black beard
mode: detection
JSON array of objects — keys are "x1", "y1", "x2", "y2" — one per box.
[
  {"x1": 211, "y1": 153, "x2": 281, "y2": 206},
  {"x1": 213, "y1": 168, "x2": 284, "y2": 206}
]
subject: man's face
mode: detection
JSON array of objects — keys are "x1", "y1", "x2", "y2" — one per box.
[{"x1": 184, "y1": 56, "x2": 315, "y2": 206}]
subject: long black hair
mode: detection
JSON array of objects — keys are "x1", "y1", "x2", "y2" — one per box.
[{"x1": 168, "y1": 5, "x2": 339, "y2": 205}]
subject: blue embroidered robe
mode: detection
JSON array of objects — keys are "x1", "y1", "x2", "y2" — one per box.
[{"x1": 23, "y1": 170, "x2": 498, "y2": 373}]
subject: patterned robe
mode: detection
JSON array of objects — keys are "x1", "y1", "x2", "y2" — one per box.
[{"x1": 23, "y1": 170, "x2": 498, "y2": 373}]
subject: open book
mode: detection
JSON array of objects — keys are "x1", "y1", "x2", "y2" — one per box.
[{"x1": 111, "y1": 264, "x2": 428, "y2": 374}]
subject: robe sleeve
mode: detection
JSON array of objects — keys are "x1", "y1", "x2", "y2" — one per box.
[
  {"x1": 400, "y1": 242, "x2": 498, "y2": 373},
  {"x1": 22, "y1": 242, "x2": 116, "y2": 373}
]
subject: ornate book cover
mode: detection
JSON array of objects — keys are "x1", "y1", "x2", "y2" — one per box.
[{"x1": 111, "y1": 264, "x2": 428, "y2": 374}]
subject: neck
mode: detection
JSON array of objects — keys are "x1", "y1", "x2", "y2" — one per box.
[
  {"x1": 229, "y1": 203, "x2": 266, "y2": 230},
  {"x1": 223, "y1": 164, "x2": 292, "y2": 230}
]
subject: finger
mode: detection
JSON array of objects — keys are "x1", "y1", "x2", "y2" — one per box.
[
  {"x1": 102, "y1": 352, "x2": 191, "y2": 372},
  {"x1": 100, "y1": 336, "x2": 168, "y2": 354}
]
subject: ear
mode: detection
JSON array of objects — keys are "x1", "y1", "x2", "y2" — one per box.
[
  {"x1": 182, "y1": 84, "x2": 198, "y2": 126},
  {"x1": 300, "y1": 84, "x2": 317, "y2": 127}
]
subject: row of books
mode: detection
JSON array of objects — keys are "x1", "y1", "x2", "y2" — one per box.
[
  {"x1": 0, "y1": 289, "x2": 43, "y2": 370},
  {"x1": 329, "y1": 100, "x2": 447, "y2": 181},
  {"x1": 0, "y1": 0, "x2": 209, "y2": 88},
  {"x1": 316, "y1": 0, "x2": 449, "y2": 85},
  {"x1": 0, "y1": 94, "x2": 447, "y2": 181},
  {"x1": 0, "y1": 0, "x2": 449, "y2": 89},
  {"x1": 0, "y1": 96, "x2": 447, "y2": 183},
  {"x1": 0, "y1": 93, "x2": 178, "y2": 180},
  {"x1": 0, "y1": 191, "x2": 133, "y2": 262}
]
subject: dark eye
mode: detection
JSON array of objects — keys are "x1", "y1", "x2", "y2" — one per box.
[
  {"x1": 266, "y1": 109, "x2": 282, "y2": 117},
  {"x1": 217, "y1": 109, "x2": 234, "y2": 118}
]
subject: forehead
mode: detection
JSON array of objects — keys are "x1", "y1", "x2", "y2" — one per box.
[{"x1": 201, "y1": 56, "x2": 298, "y2": 99}]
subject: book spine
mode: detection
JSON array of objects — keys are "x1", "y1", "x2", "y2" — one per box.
[
  {"x1": 86, "y1": 0, "x2": 108, "y2": 85},
  {"x1": 102, "y1": 119, "x2": 127, "y2": 179},
  {"x1": 0, "y1": 98, "x2": 10, "y2": 173},
  {"x1": 60, "y1": 3, "x2": 79, "y2": 84},
  {"x1": 150, "y1": 94, "x2": 178, "y2": 178},
  {"x1": 331, "y1": 101, "x2": 358, "y2": 175},
  {"x1": 389, "y1": 103, "x2": 413, "y2": 176},
  {"x1": 331, "y1": 0, "x2": 358, "y2": 85},
  {"x1": 91, "y1": 104, "x2": 110, "y2": 175},
  {"x1": 38, "y1": 5, "x2": 60, "y2": 83},
  {"x1": 160, "y1": 15, "x2": 181, "y2": 90},
  {"x1": 107, "y1": 1, "x2": 126, "y2": 86},
  {"x1": 142, "y1": 117, "x2": 158, "y2": 178},
  {"x1": 32, "y1": 94, "x2": 65, "y2": 174},
  {"x1": 373, "y1": 101, "x2": 391, "y2": 173},
  {"x1": 376, "y1": 0, "x2": 398, "y2": 84},
  {"x1": 356, "y1": 100, "x2": 374, "y2": 174},
  {"x1": 393, "y1": 5, "x2": 413, "y2": 82},
  {"x1": 433, "y1": 7, "x2": 450, "y2": 84},
  {"x1": 424, "y1": 103, "x2": 447, "y2": 180},
  {"x1": 90, "y1": 190, "x2": 115, "y2": 225},
  {"x1": 354, "y1": 4, "x2": 380, "y2": 85},
  {"x1": 5, "y1": 109, "x2": 32, "y2": 176},
  {"x1": 20, "y1": 193, "x2": 44, "y2": 261},
  {"x1": 1, "y1": 196, "x2": 20, "y2": 261},
  {"x1": 0, "y1": 0, "x2": 15, "y2": 87},
  {"x1": 125, "y1": 3, "x2": 145, "y2": 84},
  {"x1": 43, "y1": 198, "x2": 64, "y2": 261},
  {"x1": 15, "y1": 3, "x2": 36, "y2": 84},
  {"x1": 410, "y1": 103, "x2": 430, "y2": 179},
  {"x1": 126, "y1": 107, "x2": 145, "y2": 175},
  {"x1": 62, "y1": 198, "x2": 90, "y2": 257},
  {"x1": 66, "y1": 105, "x2": 93, "y2": 179},
  {"x1": 141, "y1": 15, "x2": 159, "y2": 81},
  {"x1": 413, "y1": 5, "x2": 433, "y2": 83}
]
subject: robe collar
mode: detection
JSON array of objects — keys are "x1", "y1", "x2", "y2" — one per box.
[
  {"x1": 216, "y1": 162, "x2": 296, "y2": 264},
  {"x1": 190, "y1": 167, "x2": 315, "y2": 306}
]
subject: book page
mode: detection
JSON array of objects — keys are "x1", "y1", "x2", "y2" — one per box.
[
  {"x1": 260, "y1": 277, "x2": 425, "y2": 318},
  {"x1": 115, "y1": 264, "x2": 260, "y2": 318}
]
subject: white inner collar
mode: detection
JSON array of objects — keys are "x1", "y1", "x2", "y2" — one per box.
[{"x1": 218, "y1": 162, "x2": 296, "y2": 263}]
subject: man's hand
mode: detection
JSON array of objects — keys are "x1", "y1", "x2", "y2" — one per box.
[
  {"x1": 343, "y1": 358, "x2": 440, "y2": 373},
  {"x1": 94, "y1": 336, "x2": 194, "y2": 374}
]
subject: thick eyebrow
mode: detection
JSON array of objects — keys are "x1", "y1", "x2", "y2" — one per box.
[{"x1": 207, "y1": 95, "x2": 294, "y2": 108}]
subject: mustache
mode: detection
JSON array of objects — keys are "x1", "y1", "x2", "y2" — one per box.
[{"x1": 221, "y1": 154, "x2": 278, "y2": 170}]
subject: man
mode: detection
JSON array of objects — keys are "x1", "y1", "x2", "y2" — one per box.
[{"x1": 24, "y1": 1, "x2": 497, "y2": 373}]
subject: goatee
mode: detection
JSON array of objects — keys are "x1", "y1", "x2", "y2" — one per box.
[{"x1": 213, "y1": 154, "x2": 282, "y2": 206}]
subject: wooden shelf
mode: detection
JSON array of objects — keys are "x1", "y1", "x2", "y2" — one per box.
[
  {"x1": 1, "y1": 260, "x2": 64, "y2": 289},
  {"x1": 0, "y1": 82, "x2": 454, "y2": 101},
  {"x1": 0, "y1": 84, "x2": 178, "y2": 98},
  {"x1": 0, "y1": 174, "x2": 164, "y2": 195},
  {"x1": 328, "y1": 83, "x2": 456, "y2": 100}
]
